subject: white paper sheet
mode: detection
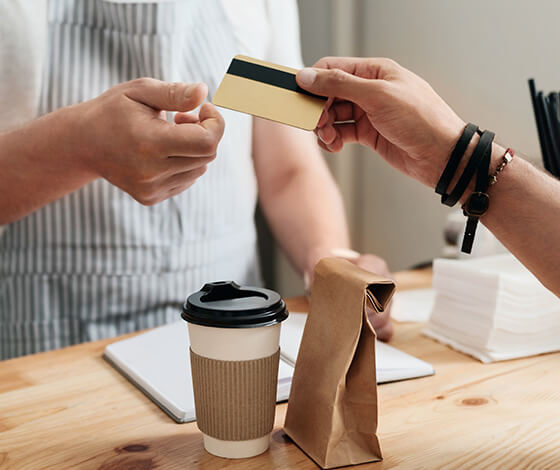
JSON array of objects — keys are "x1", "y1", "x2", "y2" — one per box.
[
  {"x1": 104, "y1": 321, "x2": 294, "y2": 423},
  {"x1": 105, "y1": 315, "x2": 434, "y2": 423},
  {"x1": 391, "y1": 288, "x2": 435, "y2": 323},
  {"x1": 280, "y1": 312, "x2": 434, "y2": 383}
]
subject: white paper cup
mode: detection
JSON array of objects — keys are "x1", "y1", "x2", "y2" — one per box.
[{"x1": 182, "y1": 281, "x2": 288, "y2": 459}]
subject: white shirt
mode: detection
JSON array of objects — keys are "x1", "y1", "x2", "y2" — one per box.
[
  {"x1": 0, "y1": 0, "x2": 47, "y2": 131},
  {"x1": 0, "y1": 0, "x2": 304, "y2": 359}
]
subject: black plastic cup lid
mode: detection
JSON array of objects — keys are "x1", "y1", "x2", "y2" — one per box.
[{"x1": 181, "y1": 281, "x2": 288, "y2": 328}]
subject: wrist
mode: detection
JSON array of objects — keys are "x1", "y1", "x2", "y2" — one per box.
[
  {"x1": 458, "y1": 142, "x2": 505, "y2": 206},
  {"x1": 10, "y1": 109, "x2": 77, "y2": 174},
  {"x1": 306, "y1": 245, "x2": 356, "y2": 269},
  {"x1": 22, "y1": 105, "x2": 99, "y2": 183},
  {"x1": 55, "y1": 104, "x2": 100, "y2": 179},
  {"x1": 304, "y1": 246, "x2": 357, "y2": 291},
  {"x1": 427, "y1": 119, "x2": 467, "y2": 188}
]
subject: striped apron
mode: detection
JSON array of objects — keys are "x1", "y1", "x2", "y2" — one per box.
[{"x1": 0, "y1": 0, "x2": 263, "y2": 359}]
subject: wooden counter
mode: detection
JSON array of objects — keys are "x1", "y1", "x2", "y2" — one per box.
[{"x1": 1, "y1": 268, "x2": 559, "y2": 469}]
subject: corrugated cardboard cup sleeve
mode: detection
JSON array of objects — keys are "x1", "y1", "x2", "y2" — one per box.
[{"x1": 190, "y1": 348, "x2": 280, "y2": 441}]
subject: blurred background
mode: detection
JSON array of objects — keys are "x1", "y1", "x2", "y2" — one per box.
[{"x1": 262, "y1": 0, "x2": 560, "y2": 296}]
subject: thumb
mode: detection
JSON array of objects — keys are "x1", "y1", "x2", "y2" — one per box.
[
  {"x1": 296, "y1": 67, "x2": 377, "y2": 103},
  {"x1": 126, "y1": 78, "x2": 208, "y2": 112}
]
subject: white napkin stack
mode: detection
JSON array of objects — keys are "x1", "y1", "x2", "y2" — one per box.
[{"x1": 424, "y1": 254, "x2": 560, "y2": 362}]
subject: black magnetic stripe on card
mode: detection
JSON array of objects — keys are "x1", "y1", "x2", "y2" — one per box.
[{"x1": 227, "y1": 59, "x2": 328, "y2": 100}]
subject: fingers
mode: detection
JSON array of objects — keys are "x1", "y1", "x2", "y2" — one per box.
[
  {"x1": 174, "y1": 112, "x2": 200, "y2": 125},
  {"x1": 316, "y1": 131, "x2": 343, "y2": 153},
  {"x1": 297, "y1": 56, "x2": 400, "y2": 103},
  {"x1": 355, "y1": 253, "x2": 392, "y2": 279},
  {"x1": 317, "y1": 101, "x2": 354, "y2": 133},
  {"x1": 165, "y1": 155, "x2": 215, "y2": 173},
  {"x1": 166, "y1": 181, "x2": 199, "y2": 200},
  {"x1": 125, "y1": 78, "x2": 208, "y2": 112},
  {"x1": 316, "y1": 100, "x2": 359, "y2": 150},
  {"x1": 158, "y1": 124, "x2": 218, "y2": 156},
  {"x1": 323, "y1": 100, "x2": 355, "y2": 124},
  {"x1": 360, "y1": 251, "x2": 393, "y2": 342},
  {"x1": 165, "y1": 165, "x2": 208, "y2": 191},
  {"x1": 313, "y1": 56, "x2": 374, "y2": 71},
  {"x1": 134, "y1": 165, "x2": 208, "y2": 206},
  {"x1": 197, "y1": 102, "x2": 226, "y2": 138},
  {"x1": 296, "y1": 65, "x2": 382, "y2": 103},
  {"x1": 316, "y1": 122, "x2": 358, "y2": 153},
  {"x1": 317, "y1": 126, "x2": 336, "y2": 145},
  {"x1": 317, "y1": 108, "x2": 337, "y2": 144},
  {"x1": 316, "y1": 137, "x2": 333, "y2": 153},
  {"x1": 333, "y1": 122, "x2": 359, "y2": 144},
  {"x1": 317, "y1": 96, "x2": 336, "y2": 127},
  {"x1": 159, "y1": 103, "x2": 225, "y2": 156},
  {"x1": 313, "y1": 56, "x2": 400, "y2": 80},
  {"x1": 351, "y1": 252, "x2": 394, "y2": 341},
  {"x1": 367, "y1": 306, "x2": 394, "y2": 342},
  {"x1": 323, "y1": 132, "x2": 344, "y2": 152}
]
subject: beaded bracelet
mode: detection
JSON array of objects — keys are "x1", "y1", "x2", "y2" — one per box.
[{"x1": 488, "y1": 148, "x2": 514, "y2": 186}]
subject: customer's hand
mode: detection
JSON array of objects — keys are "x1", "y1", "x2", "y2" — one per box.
[
  {"x1": 296, "y1": 57, "x2": 466, "y2": 188},
  {"x1": 305, "y1": 248, "x2": 394, "y2": 341},
  {"x1": 68, "y1": 78, "x2": 224, "y2": 205}
]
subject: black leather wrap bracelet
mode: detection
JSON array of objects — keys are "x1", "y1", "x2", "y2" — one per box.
[
  {"x1": 435, "y1": 123, "x2": 495, "y2": 254},
  {"x1": 442, "y1": 130, "x2": 493, "y2": 207},
  {"x1": 435, "y1": 123, "x2": 479, "y2": 198},
  {"x1": 461, "y1": 130, "x2": 494, "y2": 253}
]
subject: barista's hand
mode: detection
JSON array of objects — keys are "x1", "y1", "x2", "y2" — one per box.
[
  {"x1": 296, "y1": 57, "x2": 465, "y2": 189},
  {"x1": 305, "y1": 248, "x2": 393, "y2": 341},
  {"x1": 353, "y1": 253, "x2": 394, "y2": 342},
  {"x1": 69, "y1": 78, "x2": 224, "y2": 205}
]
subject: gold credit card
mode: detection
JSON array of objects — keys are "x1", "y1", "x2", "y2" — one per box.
[{"x1": 212, "y1": 55, "x2": 327, "y2": 131}]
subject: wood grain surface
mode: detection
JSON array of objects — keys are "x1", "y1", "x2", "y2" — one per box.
[{"x1": 1, "y1": 268, "x2": 560, "y2": 469}]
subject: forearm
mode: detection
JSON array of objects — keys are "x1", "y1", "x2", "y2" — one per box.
[
  {"x1": 480, "y1": 145, "x2": 560, "y2": 294},
  {"x1": 297, "y1": 57, "x2": 560, "y2": 293},
  {"x1": 253, "y1": 118, "x2": 350, "y2": 275},
  {"x1": 0, "y1": 106, "x2": 96, "y2": 224},
  {"x1": 259, "y1": 158, "x2": 350, "y2": 275}
]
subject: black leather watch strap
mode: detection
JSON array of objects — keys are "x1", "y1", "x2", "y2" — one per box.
[
  {"x1": 436, "y1": 123, "x2": 479, "y2": 196},
  {"x1": 442, "y1": 129, "x2": 494, "y2": 207},
  {"x1": 461, "y1": 130, "x2": 495, "y2": 253}
]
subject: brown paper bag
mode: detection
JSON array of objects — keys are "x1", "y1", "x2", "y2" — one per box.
[{"x1": 284, "y1": 257, "x2": 395, "y2": 469}]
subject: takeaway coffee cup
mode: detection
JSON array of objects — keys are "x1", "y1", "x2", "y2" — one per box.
[{"x1": 181, "y1": 281, "x2": 288, "y2": 459}]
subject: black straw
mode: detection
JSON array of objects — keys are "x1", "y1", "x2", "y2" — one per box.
[{"x1": 528, "y1": 79, "x2": 560, "y2": 177}]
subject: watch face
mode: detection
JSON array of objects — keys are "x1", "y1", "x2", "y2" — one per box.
[{"x1": 466, "y1": 192, "x2": 490, "y2": 216}]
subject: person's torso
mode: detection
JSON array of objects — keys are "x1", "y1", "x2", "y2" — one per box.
[{"x1": 0, "y1": 0, "x2": 274, "y2": 358}]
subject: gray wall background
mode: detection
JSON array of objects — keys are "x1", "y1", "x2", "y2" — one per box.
[{"x1": 273, "y1": 0, "x2": 557, "y2": 297}]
